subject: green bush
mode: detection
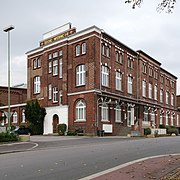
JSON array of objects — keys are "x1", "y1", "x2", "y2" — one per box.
[
  {"x1": 144, "y1": 128, "x2": 151, "y2": 136},
  {"x1": 67, "y1": 131, "x2": 77, "y2": 136},
  {"x1": 159, "y1": 124, "x2": 166, "y2": 129},
  {"x1": 0, "y1": 132, "x2": 18, "y2": 142},
  {"x1": 166, "y1": 126, "x2": 178, "y2": 136},
  {"x1": 58, "y1": 124, "x2": 67, "y2": 136},
  {"x1": 10, "y1": 126, "x2": 16, "y2": 131}
]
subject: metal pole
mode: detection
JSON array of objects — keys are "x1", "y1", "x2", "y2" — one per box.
[
  {"x1": 7, "y1": 31, "x2": 11, "y2": 133},
  {"x1": 3, "y1": 25, "x2": 14, "y2": 133}
]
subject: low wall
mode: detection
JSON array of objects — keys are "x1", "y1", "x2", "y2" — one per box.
[{"x1": 151, "y1": 128, "x2": 166, "y2": 135}]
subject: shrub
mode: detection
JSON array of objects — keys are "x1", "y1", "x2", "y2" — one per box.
[
  {"x1": 159, "y1": 124, "x2": 166, "y2": 129},
  {"x1": 144, "y1": 128, "x2": 151, "y2": 136},
  {"x1": 58, "y1": 124, "x2": 67, "y2": 136},
  {"x1": 0, "y1": 132, "x2": 18, "y2": 142},
  {"x1": 67, "y1": 131, "x2": 77, "y2": 136},
  {"x1": 166, "y1": 126, "x2": 178, "y2": 136},
  {"x1": 10, "y1": 126, "x2": 16, "y2": 131}
]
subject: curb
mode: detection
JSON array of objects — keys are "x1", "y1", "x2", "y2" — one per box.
[{"x1": 79, "y1": 153, "x2": 180, "y2": 180}]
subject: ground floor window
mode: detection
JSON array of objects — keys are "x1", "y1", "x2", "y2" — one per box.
[
  {"x1": 101, "y1": 104, "x2": 109, "y2": 121},
  {"x1": 76, "y1": 100, "x2": 86, "y2": 121}
]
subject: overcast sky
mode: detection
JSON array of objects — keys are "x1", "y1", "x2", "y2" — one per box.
[{"x1": 0, "y1": 0, "x2": 180, "y2": 94}]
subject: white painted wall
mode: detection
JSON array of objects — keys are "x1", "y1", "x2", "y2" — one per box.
[{"x1": 43, "y1": 105, "x2": 68, "y2": 135}]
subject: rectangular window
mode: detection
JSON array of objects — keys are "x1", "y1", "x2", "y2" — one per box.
[
  {"x1": 106, "y1": 47, "x2": 110, "y2": 57},
  {"x1": 48, "y1": 84, "x2": 52, "y2": 99},
  {"x1": 142, "y1": 80, "x2": 146, "y2": 97},
  {"x1": 76, "y1": 65, "x2": 86, "y2": 86},
  {"x1": 127, "y1": 106, "x2": 134, "y2": 127},
  {"x1": 148, "y1": 83, "x2": 152, "y2": 99},
  {"x1": 154, "y1": 85, "x2": 157, "y2": 100},
  {"x1": 53, "y1": 60, "x2": 58, "y2": 76},
  {"x1": 48, "y1": 54, "x2": 52, "y2": 60},
  {"x1": 101, "y1": 105, "x2": 109, "y2": 121},
  {"x1": 144, "y1": 107, "x2": 148, "y2": 121},
  {"x1": 160, "y1": 114, "x2": 163, "y2": 125},
  {"x1": 143, "y1": 64, "x2": 147, "y2": 73},
  {"x1": 33, "y1": 59, "x2": 37, "y2": 69},
  {"x1": 101, "y1": 65, "x2": 109, "y2": 87},
  {"x1": 76, "y1": 45, "x2": 80, "y2": 56},
  {"x1": 49, "y1": 62, "x2": 52, "y2": 73},
  {"x1": 177, "y1": 114, "x2": 179, "y2": 126},
  {"x1": 53, "y1": 51, "x2": 58, "y2": 58},
  {"x1": 119, "y1": 53, "x2": 123, "y2": 64},
  {"x1": 166, "y1": 112, "x2": 169, "y2": 125},
  {"x1": 171, "y1": 94, "x2": 174, "y2": 106},
  {"x1": 82, "y1": 42, "x2": 86, "y2": 54},
  {"x1": 128, "y1": 57, "x2": 133, "y2": 69},
  {"x1": 53, "y1": 87, "x2": 58, "y2": 103},
  {"x1": 59, "y1": 90, "x2": 62, "y2": 105},
  {"x1": 128, "y1": 76, "x2": 133, "y2": 94},
  {"x1": 37, "y1": 58, "x2": 41, "y2": 68},
  {"x1": 160, "y1": 89, "x2": 163, "y2": 103},
  {"x1": 59, "y1": 58, "x2": 62, "y2": 78},
  {"x1": 59, "y1": 50, "x2": 63, "y2": 56},
  {"x1": 34, "y1": 76, "x2": 40, "y2": 94},
  {"x1": 166, "y1": 91, "x2": 169, "y2": 104},
  {"x1": 115, "y1": 107, "x2": 122, "y2": 123},
  {"x1": 116, "y1": 71, "x2": 122, "y2": 91},
  {"x1": 149, "y1": 67, "x2": 153, "y2": 76}
]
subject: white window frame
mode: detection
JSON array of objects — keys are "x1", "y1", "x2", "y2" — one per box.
[
  {"x1": 33, "y1": 59, "x2": 37, "y2": 69},
  {"x1": 160, "y1": 113, "x2": 163, "y2": 125},
  {"x1": 34, "y1": 76, "x2": 40, "y2": 94},
  {"x1": 161, "y1": 90, "x2": 163, "y2": 102},
  {"x1": 49, "y1": 61, "x2": 52, "y2": 73},
  {"x1": 171, "y1": 115, "x2": 174, "y2": 126},
  {"x1": 22, "y1": 109, "x2": 25, "y2": 123},
  {"x1": 48, "y1": 54, "x2": 52, "y2": 60},
  {"x1": 101, "y1": 65, "x2": 109, "y2": 87},
  {"x1": 53, "y1": 60, "x2": 58, "y2": 76},
  {"x1": 177, "y1": 114, "x2": 179, "y2": 126},
  {"x1": 142, "y1": 80, "x2": 146, "y2": 97},
  {"x1": 76, "y1": 100, "x2": 86, "y2": 121},
  {"x1": 76, "y1": 65, "x2": 86, "y2": 86},
  {"x1": 59, "y1": 90, "x2": 63, "y2": 105},
  {"x1": 171, "y1": 94, "x2": 174, "y2": 106},
  {"x1": 59, "y1": 50, "x2": 63, "y2": 56},
  {"x1": 115, "y1": 105, "x2": 122, "y2": 123},
  {"x1": 48, "y1": 84, "x2": 52, "y2": 100},
  {"x1": 148, "y1": 83, "x2": 152, "y2": 99},
  {"x1": 59, "y1": 58, "x2": 62, "y2": 78},
  {"x1": 13, "y1": 111, "x2": 18, "y2": 123},
  {"x1": 128, "y1": 76, "x2": 133, "y2": 94},
  {"x1": 101, "y1": 104, "x2": 109, "y2": 122},
  {"x1": 166, "y1": 91, "x2": 169, "y2": 104},
  {"x1": 166, "y1": 112, "x2": 169, "y2": 125},
  {"x1": 76, "y1": 44, "x2": 80, "y2": 56},
  {"x1": 144, "y1": 107, "x2": 148, "y2": 121},
  {"x1": 127, "y1": 106, "x2": 134, "y2": 127},
  {"x1": 53, "y1": 87, "x2": 58, "y2": 103},
  {"x1": 82, "y1": 42, "x2": 86, "y2": 54},
  {"x1": 53, "y1": 51, "x2": 58, "y2": 58},
  {"x1": 154, "y1": 85, "x2": 157, "y2": 100},
  {"x1": 37, "y1": 58, "x2": 41, "y2": 68},
  {"x1": 116, "y1": 71, "x2": 122, "y2": 91}
]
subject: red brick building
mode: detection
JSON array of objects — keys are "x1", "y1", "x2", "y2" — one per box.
[
  {"x1": 0, "y1": 84, "x2": 27, "y2": 127},
  {"x1": 25, "y1": 23, "x2": 180, "y2": 135}
]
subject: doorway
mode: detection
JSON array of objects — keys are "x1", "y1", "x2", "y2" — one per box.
[{"x1": 53, "y1": 114, "x2": 59, "y2": 133}]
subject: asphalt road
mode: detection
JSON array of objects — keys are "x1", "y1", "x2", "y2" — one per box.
[{"x1": 0, "y1": 136, "x2": 179, "y2": 180}]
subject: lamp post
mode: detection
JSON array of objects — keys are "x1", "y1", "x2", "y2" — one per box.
[{"x1": 3, "y1": 25, "x2": 14, "y2": 133}]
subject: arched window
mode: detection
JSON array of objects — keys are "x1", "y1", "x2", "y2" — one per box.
[
  {"x1": 22, "y1": 109, "x2": 26, "y2": 123},
  {"x1": 13, "y1": 111, "x2": 18, "y2": 123},
  {"x1": 82, "y1": 42, "x2": 86, "y2": 54},
  {"x1": 75, "y1": 44, "x2": 80, "y2": 56},
  {"x1": 76, "y1": 100, "x2": 86, "y2": 121}
]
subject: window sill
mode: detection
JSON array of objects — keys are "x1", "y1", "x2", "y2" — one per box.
[
  {"x1": 74, "y1": 120, "x2": 86, "y2": 123},
  {"x1": 101, "y1": 120, "x2": 110, "y2": 123}
]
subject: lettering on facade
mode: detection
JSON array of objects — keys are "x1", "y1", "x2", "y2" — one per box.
[{"x1": 40, "y1": 28, "x2": 76, "y2": 46}]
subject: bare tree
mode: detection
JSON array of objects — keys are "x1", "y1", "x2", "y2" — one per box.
[{"x1": 125, "y1": 0, "x2": 176, "y2": 13}]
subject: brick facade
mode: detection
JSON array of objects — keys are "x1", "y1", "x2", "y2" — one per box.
[{"x1": 24, "y1": 23, "x2": 180, "y2": 135}]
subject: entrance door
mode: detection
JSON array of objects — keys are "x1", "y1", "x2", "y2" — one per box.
[{"x1": 53, "y1": 114, "x2": 59, "y2": 133}]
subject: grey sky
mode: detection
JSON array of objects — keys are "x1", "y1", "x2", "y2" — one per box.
[{"x1": 0, "y1": 0, "x2": 180, "y2": 94}]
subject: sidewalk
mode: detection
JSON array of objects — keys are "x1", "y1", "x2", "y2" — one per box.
[{"x1": 81, "y1": 154, "x2": 180, "y2": 180}]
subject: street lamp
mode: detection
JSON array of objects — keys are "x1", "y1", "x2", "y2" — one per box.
[{"x1": 3, "y1": 25, "x2": 14, "y2": 133}]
